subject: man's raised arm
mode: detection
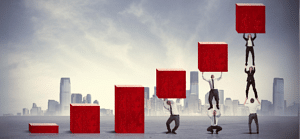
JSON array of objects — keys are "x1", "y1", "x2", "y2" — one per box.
[
  {"x1": 243, "y1": 33, "x2": 247, "y2": 40},
  {"x1": 202, "y1": 72, "x2": 209, "y2": 82},
  {"x1": 216, "y1": 72, "x2": 222, "y2": 81},
  {"x1": 253, "y1": 33, "x2": 256, "y2": 40}
]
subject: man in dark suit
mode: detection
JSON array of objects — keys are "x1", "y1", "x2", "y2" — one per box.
[
  {"x1": 245, "y1": 66, "x2": 258, "y2": 99},
  {"x1": 243, "y1": 33, "x2": 256, "y2": 66}
]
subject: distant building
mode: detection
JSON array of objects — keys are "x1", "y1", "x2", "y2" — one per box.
[
  {"x1": 23, "y1": 108, "x2": 29, "y2": 116},
  {"x1": 17, "y1": 113, "x2": 21, "y2": 116},
  {"x1": 144, "y1": 87, "x2": 149, "y2": 100},
  {"x1": 273, "y1": 78, "x2": 284, "y2": 116},
  {"x1": 60, "y1": 78, "x2": 71, "y2": 115},
  {"x1": 185, "y1": 90, "x2": 190, "y2": 108},
  {"x1": 47, "y1": 100, "x2": 59, "y2": 116},
  {"x1": 93, "y1": 100, "x2": 99, "y2": 105},
  {"x1": 71, "y1": 93, "x2": 82, "y2": 103},
  {"x1": 232, "y1": 100, "x2": 239, "y2": 116},
  {"x1": 100, "y1": 108, "x2": 113, "y2": 116},
  {"x1": 32, "y1": 103, "x2": 37, "y2": 108},
  {"x1": 205, "y1": 91, "x2": 209, "y2": 105},
  {"x1": 198, "y1": 99, "x2": 202, "y2": 113},
  {"x1": 82, "y1": 96, "x2": 87, "y2": 103},
  {"x1": 190, "y1": 71, "x2": 199, "y2": 99},
  {"x1": 144, "y1": 87, "x2": 150, "y2": 116},
  {"x1": 237, "y1": 104, "x2": 246, "y2": 116},
  {"x1": 30, "y1": 106, "x2": 42, "y2": 116},
  {"x1": 225, "y1": 98, "x2": 233, "y2": 116},
  {"x1": 86, "y1": 94, "x2": 91, "y2": 104},
  {"x1": 285, "y1": 102, "x2": 298, "y2": 116},
  {"x1": 218, "y1": 90, "x2": 224, "y2": 105},
  {"x1": 261, "y1": 100, "x2": 272, "y2": 115},
  {"x1": 48, "y1": 100, "x2": 59, "y2": 112},
  {"x1": 188, "y1": 94, "x2": 198, "y2": 113}
]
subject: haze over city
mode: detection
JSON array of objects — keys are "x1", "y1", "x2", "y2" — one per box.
[{"x1": 0, "y1": 0, "x2": 298, "y2": 116}]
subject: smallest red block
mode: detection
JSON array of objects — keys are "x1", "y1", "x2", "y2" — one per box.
[{"x1": 29, "y1": 123, "x2": 59, "y2": 133}]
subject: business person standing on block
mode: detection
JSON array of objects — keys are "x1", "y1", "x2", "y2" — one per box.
[
  {"x1": 202, "y1": 72, "x2": 222, "y2": 110},
  {"x1": 163, "y1": 99, "x2": 181, "y2": 134},
  {"x1": 244, "y1": 98, "x2": 260, "y2": 134},
  {"x1": 243, "y1": 33, "x2": 257, "y2": 66},
  {"x1": 245, "y1": 66, "x2": 258, "y2": 99},
  {"x1": 207, "y1": 109, "x2": 222, "y2": 134}
]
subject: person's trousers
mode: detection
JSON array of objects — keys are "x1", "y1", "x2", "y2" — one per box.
[
  {"x1": 248, "y1": 113, "x2": 259, "y2": 133},
  {"x1": 245, "y1": 47, "x2": 255, "y2": 65},
  {"x1": 208, "y1": 89, "x2": 219, "y2": 108},
  {"x1": 246, "y1": 81, "x2": 258, "y2": 98},
  {"x1": 207, "y1": 125, "x2": 222, "y2": 132},
  {"x1": 166, "y1": 115, "x2": 180, "y2": 132}
]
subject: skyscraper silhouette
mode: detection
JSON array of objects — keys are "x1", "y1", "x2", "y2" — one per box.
[
  {"x1": 71, "y1": 93, "x2": 82, "y2": 103},
  {"x1": 60, "y1": 78, "x2": 71, "y2": 115},
  {"x1": 273, "y1": 78, "x2": 284, "y2": 116},
  {"x1": 87, "y1": 94, "x2": 91, "y2": 104}
]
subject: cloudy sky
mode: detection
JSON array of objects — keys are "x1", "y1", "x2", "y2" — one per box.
[{"x1": 0, "y1": 0, "x2": 298, "y2": 115}]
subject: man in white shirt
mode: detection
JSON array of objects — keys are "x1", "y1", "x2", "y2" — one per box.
[
  {"x1": 243, "y1": 33, "x2": 257, "y2": 66},
  {"x1": 163, "y1": 99, "x2": 181, "y2": 134},
  {"x1": 202, "y1": 72, "x2": 222, "y2": 110},
  {"x1": 244, "y1": 98, "x2": 260, "y2": 134},
  {"x1": 207, "y1": 109, "x2": 222, "y2": 134}
]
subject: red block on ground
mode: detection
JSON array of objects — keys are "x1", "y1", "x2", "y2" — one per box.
[
  {"x1": 70, "y1": 104, "x2": 100, "y2": 133},
  {"x1": 236, "y1": 3, "x2": 265, "y2": 33},
  {"x1": 156, "y1": 69, "x2": 186, "y2": 98},
  {"x1": 115, "y1": 85, "x2": 144, "y2": 133},
  {"x1": 198, "y1": 42, "x2": 228, "y2": 72},
  {"x1": 29, "y1": 123, "x2": 59, "y2": 133}
]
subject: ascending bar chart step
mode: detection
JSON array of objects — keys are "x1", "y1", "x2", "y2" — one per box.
[
  {"x1": 115, "y1": 85, "x2": 144, "y2": 133},
  {"x1": 236, "y1": 3, "x2": 265, "y2": 33},
  {"x1": 29, "y1": 123, "x2": 59, "y2": 133},
  {"x1": 198, "y1": 42, "x2": 228, "y2": 72},
  {"x1": 70, "y1": 104, "x2": 100, "y2": 133},
  {"x1": 156, "y1": 68, "x2": 186, "y2": 98}
]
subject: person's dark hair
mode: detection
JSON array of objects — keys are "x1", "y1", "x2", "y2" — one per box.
[
  {"x1": 250, "y1": 98, "x2": 254, "y2": 103},
  {"x1": 167, "y1": 101, "x2": 171, "y2": 105}
]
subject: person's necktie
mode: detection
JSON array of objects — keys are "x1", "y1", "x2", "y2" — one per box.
[
  {"x1": 214, "y1": 114, "x2": 216, "y2": 125},
  {"x1": 212, "y1": 79, "x2": 214, "y2": 89},
  {"x1": 170, "y1": 104, "x2": 173, "y2": 115}
]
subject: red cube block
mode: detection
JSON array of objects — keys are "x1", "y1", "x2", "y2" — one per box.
[
  {"x1": 156, "y1": 69, "x2": 186, "y2": 98},
  {"x1": 198, "y1": 42, "x2": 228, "y2": 72},
  {"x1": 70, "y1": 104, "x2": 100, "y2": 133},
  {"x1": 236, "y1": 3, "x2": 265, "y2": 33},
  {"x1": 29, "y1": 123, "x2": 59, "y2": 133},
  {"x1": 115, "y1": 85, "x2": 144, "y2": 133}
]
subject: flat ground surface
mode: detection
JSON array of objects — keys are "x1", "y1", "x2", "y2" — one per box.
[{"x1": 0, "y1": 116, "x2": 298, "y2": 139}]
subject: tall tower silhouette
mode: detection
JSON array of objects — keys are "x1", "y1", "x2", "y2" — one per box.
[
  {"x1": 273, "y1": 78, "x2": 284, "y2": 116},
  {"x1": 60, "y1": 78, "x2": 71, "y2": 115}
]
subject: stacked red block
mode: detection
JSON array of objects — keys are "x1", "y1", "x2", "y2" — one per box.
[
  {"x1": 236, "y1": 3, "x2": 265, "y2": 33},
  {"x1": 156, "y1": 68, "x2": 186, "y2": 98},
  {"x1": 70, "y1": 104, "x2": 100, "y2": 133},
  {"x1": 198, "y1": 42, "x2": 228, "y2": 72},
  {"x1": 115, "y1": 85, "x2": 144, "y2": 133},
  {"x1": 29, "y1": 123, "x2": 59, "y2": 133}
]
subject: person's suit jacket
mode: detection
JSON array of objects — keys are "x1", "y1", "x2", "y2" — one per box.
[
  {"x1": 243, "y1": 33, "x2": 256, "y2": 46},
  {"x1": 245, "y1": 67, "x2": 255, "y2": 82}
]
